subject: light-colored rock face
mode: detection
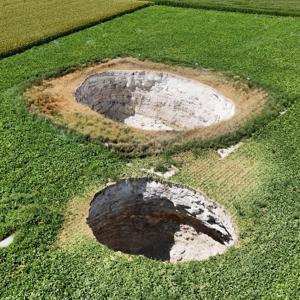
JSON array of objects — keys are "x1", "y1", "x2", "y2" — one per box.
[
  {"x1": 217, "y1": 142, "x2": 244, "y2": 159},
  {"x1": 141, "y1": 166, "x2": 178, "y2": 179},
  {"x1": 75, "y1": 70, "x2": 235, "y2": 131},
  {"x1": 0, "y1": 234, "x2": 14, "y2": 248},
  {"x1": 87, "y1": 179, "x2": 236, "y2": 262}
]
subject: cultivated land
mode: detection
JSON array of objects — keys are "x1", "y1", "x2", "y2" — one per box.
[
  {"x1": 154, "y1": 0, "x2": 300, "y2": 16},
  {"x1": 0, "y1": 0, "x2": 298, "y2": 58},
  {"x1": 0, "y1": 4, "x2": 299, "y2": 300},
  {"x1": 0, "y1": 0, "x2": 149, "y2": 57}
]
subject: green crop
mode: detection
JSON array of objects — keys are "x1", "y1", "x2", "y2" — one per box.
[
  {"x1": 0, "y1": 5, "x2": 299, "y2": 299},
  {"x1": 153, "y1": 0, "x2": 300, "y2": 16}
]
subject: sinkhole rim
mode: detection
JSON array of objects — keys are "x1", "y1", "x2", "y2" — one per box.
[
  {"x1": 26, "y1": 57, "x2": 267, "y2": 154},
  {"x1": 87, "y1": 178, "x2": 236, "y2": 263}
]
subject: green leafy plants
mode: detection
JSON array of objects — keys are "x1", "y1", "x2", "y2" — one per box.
[{"x1": 0, "y1": 5, "x2": 299, "y2": 299}]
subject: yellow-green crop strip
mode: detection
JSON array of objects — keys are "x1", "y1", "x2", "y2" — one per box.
[{"x1": 0, "y1": 0, "x2": 149, "y2": 57}]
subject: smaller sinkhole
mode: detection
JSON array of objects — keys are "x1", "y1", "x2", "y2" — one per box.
[
  {"x1": 87, "y1": 178, "x2": 236, "y2": 262},
  {"x1": 75, "y1": 70, "x2": 235, "y2": 131}
]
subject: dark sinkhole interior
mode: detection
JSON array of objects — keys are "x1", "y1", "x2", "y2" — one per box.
[{"x1": 87, "y1": 178, "x2": 235, "y2": 262}]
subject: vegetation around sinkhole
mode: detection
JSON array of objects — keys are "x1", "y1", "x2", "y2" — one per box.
[{"x1": 0, "y1": 5, "x2": 299, "y2": 299}]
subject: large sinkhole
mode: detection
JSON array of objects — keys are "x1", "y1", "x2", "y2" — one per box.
[
  {"x1": 87, "y1": 179, "x2": 236, "y2": 262},
  {"x1": 75, "y1": 70, "x2": 235, "y2": 131}
]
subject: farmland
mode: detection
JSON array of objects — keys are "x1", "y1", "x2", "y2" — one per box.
[
  {"x1": 0, "y1": 0, "x2": 149, "y2": 57},
  {"x1": 0, "y1": 3, "x2": 299, "y2": 300},
  {"x1": 153, "y1": 0, "x2": 300, "y2": 16}
]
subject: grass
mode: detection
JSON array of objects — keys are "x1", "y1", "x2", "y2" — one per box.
[
  {"x1": 0, "y1": 0, "x2": 149, "y2": 58},
  {"x1": 0, "y1": 5, "x2": 299, "y2": 299},
  {"x1": 153, "y1": 0, "x2": 300, "y2": 16}
]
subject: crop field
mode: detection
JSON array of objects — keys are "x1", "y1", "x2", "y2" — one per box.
[
  {"x1": 0, "y1": 2, "x2": 299, "y2": 300},
  {"x1": 154, "y1": 0, "x2": 300, "y2": 16},
  {"x1": 0, "y1": 0, "x2": 149, "y2": 57}
]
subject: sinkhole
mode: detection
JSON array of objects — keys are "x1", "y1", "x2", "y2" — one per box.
[
  {"x1": 87, "y1": 178, "x2": 236, "y2": 262},
  {"x1": 75, "y1": 70, "x2": 235, "y2": 131}
]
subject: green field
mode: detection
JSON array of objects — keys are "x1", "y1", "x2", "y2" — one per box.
[
  {"x1": 154, "y1": 0, "x2": 300, "y2": 16},
  {"x1": 0, "y1": 0, "x2": 149, "y2": 57},
  {"x1": 0, "y1": 5, "x2": 299, "y2": 299},
  {"x1": 1, "y1": 0, "x2": 298, "y2": 60}
]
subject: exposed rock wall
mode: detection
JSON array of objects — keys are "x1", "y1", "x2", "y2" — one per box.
[
  {"x1": 75, "y1": 71, "x2": 235, "y2": 131},
  {"x1": 87, "y1": 178, "x2": 236, "y2": 262}
]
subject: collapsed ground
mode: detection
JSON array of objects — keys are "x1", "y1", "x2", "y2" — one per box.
[
  {"x1": 27, "y1": 57, "x2": 266, "y2": 154},
  {"x1": 0, "y1": 4, "x2": 299, "y2": 300},
  {"x1": 87, "y1": 178, "x2": 236, "y2": 262}
]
